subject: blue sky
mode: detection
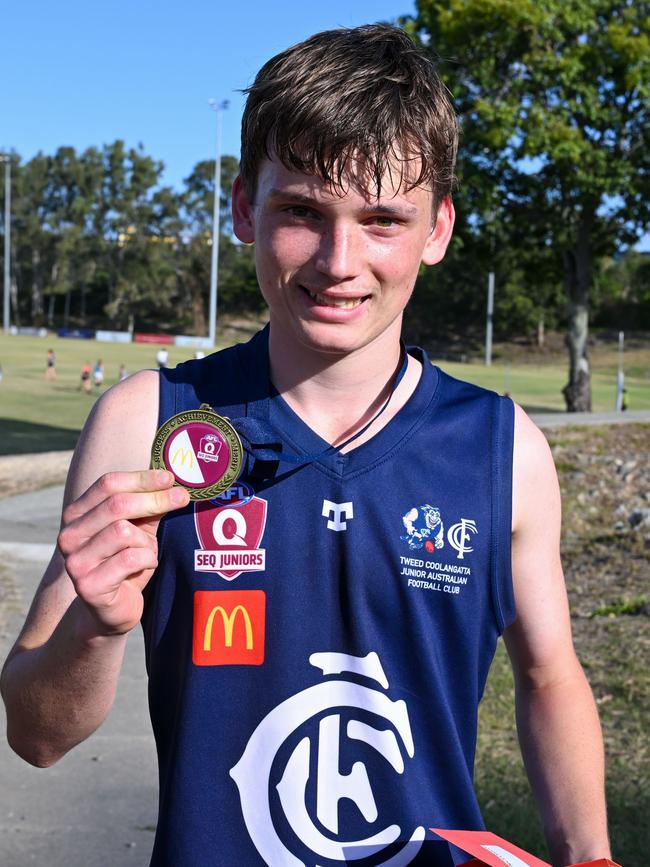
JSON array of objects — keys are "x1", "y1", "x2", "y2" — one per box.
[
  {"x1": 2, "y1": 0, "x2": 415, "y2": 190},
  {"x1": 4, "y1": 1, "x2": 646, "y2": 252}
]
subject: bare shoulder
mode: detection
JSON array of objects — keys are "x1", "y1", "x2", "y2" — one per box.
[
  {"x1": 507, "y1": 403, "x2": 571, "y2": 672},
  {"x1": 512, "y1": 403, "x2": 560, "y2": 535},
  {"x1": 512, "y1": 402, "x2": 554, "y2": 468},
  {"x1": 65, "y1": 369, "x2": 160, "y2": 501}
]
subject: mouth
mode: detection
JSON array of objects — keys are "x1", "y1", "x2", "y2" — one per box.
[{"x1": 302, "y1": 287, "x2": 369, "y2": 309}]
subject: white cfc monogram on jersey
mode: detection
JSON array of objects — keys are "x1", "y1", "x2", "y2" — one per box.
[{"x1": 230, "y1": 651, "x2": 425, "y2": 866}]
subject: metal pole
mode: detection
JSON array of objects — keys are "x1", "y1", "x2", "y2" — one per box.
[
  {"x1": 208, "y1": 99, "x2": 229, "y2": 348},
  {"x1": 485, "y1": 271, "x2": 494, "y2": 366},
  {"x1": 2, "y1": 156, "x2": 10, "y2": 334},
  {"x1": 615, "y1": 330, "x2": 625, "y2": 411}
]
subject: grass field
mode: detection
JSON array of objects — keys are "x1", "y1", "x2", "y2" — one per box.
[{"x1": 1, "y1": 325, "x2": 648, "y2": 456}]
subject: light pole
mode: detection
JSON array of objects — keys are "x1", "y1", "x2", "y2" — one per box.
[
  {"x1": 0, "y1": 153, "x2": 11, "y2": 335},
  {"x1": 615, "y1": 330, "x2": 625, "y2": 411},
  {"x1": 485, "y1": 196, "x2": 497, "y2": 367},
  {"x1": 208, "y1": 98, "x2": 229, "y2": 347},
  {"x1": 485, "y1": 270, "x2": 494, "y2": 367}
]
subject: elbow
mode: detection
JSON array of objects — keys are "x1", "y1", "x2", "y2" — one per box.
[
  {"x1": 2, "y1": 682, "x2": 67, "y2": 769},
  {"x1": 5, "y1": 722, "x2": 66, "y2": 768}
]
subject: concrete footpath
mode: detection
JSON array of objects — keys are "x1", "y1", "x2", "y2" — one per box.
[{"x1": 0, "y1": 486, "x2": 157, "y2": 867}]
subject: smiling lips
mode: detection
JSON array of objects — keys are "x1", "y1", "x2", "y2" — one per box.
[{"x1": 303, "y1": 287, "x2": 369, "y2": 309}]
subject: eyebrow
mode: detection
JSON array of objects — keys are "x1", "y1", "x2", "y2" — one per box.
[{"x1": 266, "y1": 188, "x2": 419, "y2": 217}]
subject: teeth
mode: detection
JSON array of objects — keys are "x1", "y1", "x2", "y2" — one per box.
[{"x1": 307, "y1": 290, "x2": 364, "y2": 309}]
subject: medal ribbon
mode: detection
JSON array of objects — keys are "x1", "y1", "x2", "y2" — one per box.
[{"x1": 229, "y1": 342, "x2": 409, "y2": 478}]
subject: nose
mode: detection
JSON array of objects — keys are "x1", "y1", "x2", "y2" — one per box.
[{"x1": 313, "y1": 222, "x2": 361, "y2": 282}]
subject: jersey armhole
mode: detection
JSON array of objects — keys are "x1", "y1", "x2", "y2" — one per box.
[{"x1": 490, "y1": 395, "x2": 516, "y2": 632}]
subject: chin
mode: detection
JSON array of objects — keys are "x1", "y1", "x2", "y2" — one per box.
[{"x1": 294, "y1": 323, "x2": 371, "y2": 357}]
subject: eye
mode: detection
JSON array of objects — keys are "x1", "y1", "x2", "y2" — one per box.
[
  {"x1": 372, "y1": 216, "x2": 397, "y2": 228},
  {"x1": 285, "y1": 205, "x2": 317, "y2": 220}
]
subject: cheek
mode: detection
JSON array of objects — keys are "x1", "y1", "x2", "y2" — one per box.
[
  {"x1": 269, "y1": 226, "x2": 320, "y2": 268},
  {"x1": 369, "y1": 238, "x2": 424, "y2": 287}
]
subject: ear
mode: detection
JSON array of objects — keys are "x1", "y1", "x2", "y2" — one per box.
[
  {"x1": 421, "y1": 196, "x2": 455, "y2": 266},
  {"x1": 232, "y1": 175, "x2": 256, "y2": 244}
]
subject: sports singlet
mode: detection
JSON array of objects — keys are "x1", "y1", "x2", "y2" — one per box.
[{"x1": 142, "y1": 326, "x2": 515, "y2": 867}]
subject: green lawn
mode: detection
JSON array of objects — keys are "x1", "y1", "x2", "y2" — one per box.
[
  {"x1": 436, "y1": 357, "x2": 650, "y2": 414},
  {"x1": 0, "y1": 332, "x2": 237, "y2": 455},
  {"x1": 0, "y1": 328, "x2": 648, "y2": 455}
]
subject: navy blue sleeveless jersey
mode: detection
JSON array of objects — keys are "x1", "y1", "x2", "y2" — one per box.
[{"x1": 142, "y1": 326, "x2": 516, "y2": 867}]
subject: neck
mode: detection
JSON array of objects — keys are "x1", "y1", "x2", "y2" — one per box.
[{"x1": 267, "y1": 319, "x2": 419, "y2": 448}]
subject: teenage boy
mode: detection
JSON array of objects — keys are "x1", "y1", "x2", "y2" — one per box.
[{"x1": 1, "y1": 25, "x2": 610, "y2": 867}]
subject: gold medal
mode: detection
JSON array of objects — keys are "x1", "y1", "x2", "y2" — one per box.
[{"x1": 151, "y1": 403, "x2": 243, "y2": 500}]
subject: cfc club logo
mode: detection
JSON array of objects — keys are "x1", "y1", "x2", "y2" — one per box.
[
  {"x1": 192, "y1": 590, "x2": 265, "y2": 666},
  {"x1": 194, "y1": 483, "x2": 267, "y2": 579},
  {"x1": 447, "y1": 518, "x2": 478, "y2": 560},
  {"x1": 401, "y1": 505, "x2": 478, "y2": 561},
  {"x1": 230, "y1": 651, "x2": 425, "y2": 865}
]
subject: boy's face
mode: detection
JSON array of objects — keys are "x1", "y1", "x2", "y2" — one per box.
[{"x1": 233, "y1": 157, "x2": 454, "y2": 358}]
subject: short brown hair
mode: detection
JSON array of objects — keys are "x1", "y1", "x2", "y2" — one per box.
[{"x1": 240, "y1": 24, "x2": 458, "y2": 213}]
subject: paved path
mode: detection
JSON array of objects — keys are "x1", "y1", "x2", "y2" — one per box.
[
  {"x1": 530, "y1": 409, "x2": 650, "y2": 428},
  {"x1": 0, "y1": 487, "x2": 157, "y2": 867}
]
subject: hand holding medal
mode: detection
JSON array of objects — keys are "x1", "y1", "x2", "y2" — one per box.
[{"x1": 151, "y1": 403, "x2": 244, "y2": 500}]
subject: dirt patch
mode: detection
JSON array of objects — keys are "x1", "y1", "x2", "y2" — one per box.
[{"x1": 0, "y1": 451, "x2": 72, "y2": 499}]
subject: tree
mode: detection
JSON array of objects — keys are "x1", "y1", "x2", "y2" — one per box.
[
  {"x1": 408, "y1": 0, "x2": 650, "y2": 409},
  {"x1": 98, "y1": 141, "x2": 181, "y2": 330},
  {"x1": 594, "y1": 249, "x2": 650, "y2": 328},
  {"x1": 179, "y1": 156, "x2": 261, "y2": 333}
]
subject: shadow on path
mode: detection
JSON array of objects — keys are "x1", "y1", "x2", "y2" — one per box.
[{"x1": 0, "y1": 419, "x2": 80, "y2": 456}]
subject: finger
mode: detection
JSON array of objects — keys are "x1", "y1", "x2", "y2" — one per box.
[
  {"x1": 73, "y1": 549, "x2": 160, "y2": 629},
  {"x1": 59, "y1": 487, "x2": 189, "y2": 555},
  {"x1": 75, "y1": 545, "x2": 159, "y2": 602},
  {"x1": 63, "y1": 470, "x2": 176, "y2": 525},
  {"x1": 63, "y1": 519, "x2": 158, "y2": 581}
]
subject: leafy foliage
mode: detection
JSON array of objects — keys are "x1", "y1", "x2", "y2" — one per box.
[
  {"x1": 406, "y1": 0, "x2": 650, "y2": 407},
  {"x1": 1, "y1": 145, "x2": 262, "y2": 334}
]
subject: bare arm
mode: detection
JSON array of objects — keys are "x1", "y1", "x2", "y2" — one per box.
[
  {"x1": 505, "y1": 405, "x2": 610, "y2": 866},
  {"x1": 0, "y1": 370, "x2": 189, "y2": 767}
]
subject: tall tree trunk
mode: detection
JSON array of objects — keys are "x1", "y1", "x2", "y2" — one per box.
[
  {"x1": 537, "y1": 310, "x2": 545, "y2": 348},
  {"x1": 191, "y1": 279, "x2": 207, "y2": 335},
  {"x1": 64, "y1": 290, "x2": 71, "y2": 327},
  {"x1": 562, "y1": 210, "x2": 594, "y2": 412},
  {"x1": 31, "y1": 248, "x2": 44, "y2": 324},
  {"x1": 47, "y1": 292, "x2": 55, "y2": 326},
  {"x1": 10, "y1": 276, "x2": 19, "y2": 326}
]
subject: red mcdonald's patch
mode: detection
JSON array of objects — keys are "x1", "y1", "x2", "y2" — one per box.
[{"x1": 193, "y1": 590, "x2": 265, "y2": 666}]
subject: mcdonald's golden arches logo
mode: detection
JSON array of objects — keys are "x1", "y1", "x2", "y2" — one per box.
[{"x1": 193, "y1": 590, "x2": 265, "y2": 666}]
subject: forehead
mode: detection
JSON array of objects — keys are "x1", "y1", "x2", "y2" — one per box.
[{"x1": 254, "y1": 157, "x2": 434, "y2": 212}]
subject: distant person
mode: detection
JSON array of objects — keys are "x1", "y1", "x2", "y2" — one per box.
[
  {"x1": 93, "y1": 359, "x2": 104, "y2": 388},
  {"x1": 156, "y1": 347, "x2": 169, "y2": 369},
  {"x1": 45, "y1": 348, "x2": 56, "y2": 381},
  {"x1": 621, "y1": 388, "x2": 629, "y2": 411},
  {"x1": 78, "y1": 361, "x2": 91, "y2": 394},
  {"x1": 118, "y1": 363, "x2": 128, "y2": 382},
  {"x1": 0, "y1": 362, "x2": 3, "y2": 383}
]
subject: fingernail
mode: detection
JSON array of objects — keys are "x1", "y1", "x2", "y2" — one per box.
[{"x1": 156, "y1": 469, "x2": 173, "y2": 484}]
